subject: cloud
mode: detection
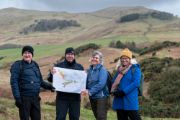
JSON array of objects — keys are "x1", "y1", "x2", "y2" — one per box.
[
  {"x1": 149, "y1": 0, "x2": 180, "y2": 16},
  {"x1": 0, "y1": 0, "x2": 180, "y2": 16}
]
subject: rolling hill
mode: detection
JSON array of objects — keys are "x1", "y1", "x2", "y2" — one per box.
[{"x1": 0, "y1": 6, "x2": 180, "y2": 45}]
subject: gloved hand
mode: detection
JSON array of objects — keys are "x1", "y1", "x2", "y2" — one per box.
[
  {"x1": 113, "y1": 90, "x2": 125, "y2": 97},
  {"x1": 15, "y1": 97, "x2": 22, "y2": 108},
  {"x1": 47, "y1": 73, "x2": 53, "y2": 83},
  {"x1": 50, "y1": 85, "x2": 55, "y2": 92}
]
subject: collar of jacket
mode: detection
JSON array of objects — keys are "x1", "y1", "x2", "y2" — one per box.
[
  {"x1": 22, "y1": 59, "x2": 33, "y2": 64},
  {"x1": 64, "y1": 59, "x2": 76, "y2": 66},
  {"x1": 90, "y1": 64, "x2": 102, "y2": 71}
]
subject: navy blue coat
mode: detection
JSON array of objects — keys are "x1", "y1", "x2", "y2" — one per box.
[{"x1": 10, "y1": 60, "x2": 52, "y2": 99}]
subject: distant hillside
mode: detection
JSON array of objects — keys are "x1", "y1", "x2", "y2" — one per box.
[
  {"x1": 0, "y1": 7, "x2": 180, "y2": 45},
  {"x1": 89, "y1": 6, "x2": 155, "y2": 19}
]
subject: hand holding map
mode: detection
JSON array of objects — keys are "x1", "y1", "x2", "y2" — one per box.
[{"x1": 53, "y1": 67, "x2": 87, "y2": 94}]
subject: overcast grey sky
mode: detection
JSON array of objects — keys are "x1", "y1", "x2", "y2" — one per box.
[{"x1": 0, "y1": 0, "x2": 180, "y2": 16}]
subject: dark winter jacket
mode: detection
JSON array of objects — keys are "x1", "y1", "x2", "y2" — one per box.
[
  {"x1": 47, "y1": 59, "x2": 84, "y2": 101},
  {"x1": 10, "y1": 60, "x2": 53, "y2": 99}
]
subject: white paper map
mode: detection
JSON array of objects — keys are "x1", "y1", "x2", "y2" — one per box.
[{"x1": 53, "y1": 67, "x2": 87, "y2": 93}]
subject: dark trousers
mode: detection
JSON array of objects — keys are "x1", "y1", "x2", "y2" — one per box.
[
  {"x1": 19, "y1": 96, "x2": 41, "y2": 120},
  {"x1": 90, "y1": 98, "x2": 108, "y2": 120},
  {"x1": 116, "y1": 110, "x2": 141, "y2": 120},
  {"x1": 56, "y1": 99, "x2": 80, "y2": 120}
]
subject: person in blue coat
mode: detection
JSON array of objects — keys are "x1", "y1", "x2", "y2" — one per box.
[
  {"x1": 111, "y1": 48, "x2": 142, "y2": 120},
  {"x1": 81, "y1": 51, "x2": 109, "y2": 120}
]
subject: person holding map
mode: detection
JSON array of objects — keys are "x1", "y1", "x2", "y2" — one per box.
[
  {"x1": 47, "y1": 47, "x2": 84, "y2": 120},
  {"x1": 81, "y1": 51, "x2": 109, "y2": 120}
]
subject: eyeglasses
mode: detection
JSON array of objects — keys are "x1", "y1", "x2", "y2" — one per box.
[
  {"x1": 23, "y1": 51, "x2": 32, "y2": 55},
  {"x1": 120, "y1": 57, "x2": 130, "y2": 61}
]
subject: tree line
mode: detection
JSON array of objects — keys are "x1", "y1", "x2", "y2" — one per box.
[
  {"x1": 20, "y1": 19, "x2": 80, "y2": 34},
  {"x1": 117, "y1": 11, "x2": 175, "y2": 23}
]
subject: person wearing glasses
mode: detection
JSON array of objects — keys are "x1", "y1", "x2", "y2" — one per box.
[{"x1": 111, "y1": 48, "x2": 142, "y2": 120}]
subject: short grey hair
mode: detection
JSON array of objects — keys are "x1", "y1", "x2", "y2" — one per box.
[{"x1": 92, "y1": 50, "x2": 103, "y2": 64}]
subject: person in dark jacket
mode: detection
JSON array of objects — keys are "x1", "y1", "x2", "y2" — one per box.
[
  {"x1": 81, "y1": 51, "x2": 109, "y2": 120},
  {"x1": 111, "y1": 48, "x2": 142, "y2": 120},
  {"x1": 47, "y1": 47, "x2": 84, "y2": 120},
  {"x1": 10, "y1": 45, "x2": 54, "y2": 120}
]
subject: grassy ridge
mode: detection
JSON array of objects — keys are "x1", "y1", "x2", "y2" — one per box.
[{"x1": 0, "y1": 34, "x2": 179, "y2": 67}]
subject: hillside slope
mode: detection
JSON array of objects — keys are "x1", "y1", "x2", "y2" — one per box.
[{"x1": 0, "y1": 7, "x2": 180, "y2": 45}]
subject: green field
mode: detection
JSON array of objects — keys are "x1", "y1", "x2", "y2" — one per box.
[{"x1": 0, "y1": 38, "x2": 117, "y2": 67}]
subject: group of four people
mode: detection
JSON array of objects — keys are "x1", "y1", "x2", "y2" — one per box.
[{"x1": 10, "y1": 45, "x2": 142, "y2": 120}]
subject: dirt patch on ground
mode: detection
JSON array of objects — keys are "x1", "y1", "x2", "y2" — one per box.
[
  {"x1": 144, "y1": 46, "x2": 180, "y2": 58},
  {"x1": 40, "y1": 91, "x2": 56, "y2": 103},
  {"x1": 77, "y1": 47, "x2": 120, "y2": 70},
  {"x1": 166, "y1": 47, "x2": 180, "y2": 58},
  {"x1": 0, "y1": 68, "x2": 12, "y2": 97},
  {"x1": 0, "y1": 68, "x2": 10, "y2": 85},
  {"x1": 38, "y1": 55, "x2": 61, "y2": 79},
  {"x1": 143, "y1": 82, "x2": 150, "y2": 99}
]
